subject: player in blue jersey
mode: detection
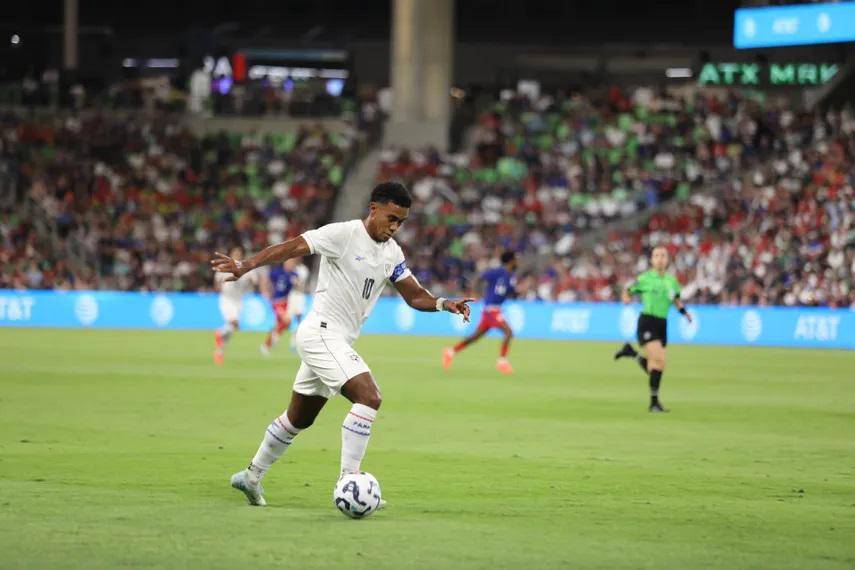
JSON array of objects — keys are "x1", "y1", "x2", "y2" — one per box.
[
  {"x1": 260, "y1": 258, "x2": 301, "y2": 355},
  {"x1": 443, "y1": 251, "x2": 517, "y2": 374}
]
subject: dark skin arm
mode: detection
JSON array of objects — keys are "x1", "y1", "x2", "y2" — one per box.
[
  {"x1": 210, "y1": 236, "x2": 311, "y2": 282},
  {"x1": 394, "y1": 275, "x2": 475, "y2": 322}
]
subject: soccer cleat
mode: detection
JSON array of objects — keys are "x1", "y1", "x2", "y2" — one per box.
[
  {"x1": 442, "y1": 348, "x2": 455, "y2": 370},
  {"x1": 614, "y1": 342, "x2": 638, "y2": 360},
  {"x1": 230, "y1": 470, "x2": 267, "y2": 506},
  {"x1": 496, "y1": 357, "x2": 513, "y2": 375},
  {"x1": 214, "y1": 330, "x2": 224, "y2": 349},
  {"x1": 213, "y1": 349, "x2": 224, "y2": 365},
  {"x1": 259, "y1": 343, "x2": 270, "y2": 357},
  {"x1": 649, "y1": 401, "x2": 670, "y2": 413},
  {"x1": 377, "y1": 498, "x2": 388, "y2": 510}
]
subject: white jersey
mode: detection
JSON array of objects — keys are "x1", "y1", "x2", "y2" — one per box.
[
  {"x1": 292, "y1": 263, "x2": 310, "y2": 291},
  {"x1": 216, "y1": 271, "x2": 257, "y2": 302},
  {"x1": 301, "y1": 220, "x2": 411, "y2": 342}
]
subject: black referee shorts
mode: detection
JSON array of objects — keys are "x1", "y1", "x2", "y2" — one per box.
[{"x1": 637, "y1": 314, "x2": 668, "y2": 347}]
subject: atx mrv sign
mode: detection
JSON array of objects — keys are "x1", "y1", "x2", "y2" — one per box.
[{"x1": 697, "y1": 62, "x2": 839, "y2": 87}]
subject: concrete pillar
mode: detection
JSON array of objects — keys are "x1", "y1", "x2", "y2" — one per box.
[
  {"x1": 387, "y1": 0, "x2": 454, "y2": 150},
  {"x1": 421, "y1": 0, "x2": 453, "y2": 123},
  {"x1": 390, "y1": 0, "x2": 420, "y2": 123},
  {"x1": 63, "y1": 0, "x2": 79, "y2": 70}
]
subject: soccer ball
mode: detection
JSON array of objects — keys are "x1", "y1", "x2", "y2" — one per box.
[{"x1": 333, "y1": 472, "x2": 382, "y2": 519}]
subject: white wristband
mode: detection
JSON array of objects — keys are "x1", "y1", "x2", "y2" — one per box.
[{"x1": 435, "y1": 297, "x2": 447, "y2": 312}]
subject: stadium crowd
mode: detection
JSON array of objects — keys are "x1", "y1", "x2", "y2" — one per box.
[
  {"x1": 0, "y1": 112, "x2": 361, "y2": 291},
  {"x1": 377, "y1": 89, "x2": 854, "y2": 307},
  {"x1": 2, "y1": 86, "x2": 852, "y2": 308}
]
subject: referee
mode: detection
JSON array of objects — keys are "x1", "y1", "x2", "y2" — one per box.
[{"x1": 614, "y1": 245, "x2": 692, "y2": 412}]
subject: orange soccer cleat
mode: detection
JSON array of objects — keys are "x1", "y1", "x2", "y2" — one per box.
[
  {"x1": 496, "y1": 357, "x2": 513, "y2": 375},
  {"x1": 213, "y1": 349, "x2": 224, "y2": 365},
  {"x1": 442, "y1": 347, "x2": 455, "y2": 370}
]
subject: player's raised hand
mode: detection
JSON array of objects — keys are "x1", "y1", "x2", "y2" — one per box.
[
  {"x1": 444, "y1": 298, "x2": 476, "y2": 323},
  {"x1": 210, "y1": 252, "x2": 245, "y2": 282}
]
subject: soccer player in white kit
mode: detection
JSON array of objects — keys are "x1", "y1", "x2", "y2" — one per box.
[
  {"x1": 285, "y1": 261, "x2": 309, "y2": 351},
  {"x1": 211, "y1": 182, "x2": 474, "y2": 508},
  {"x1": 213, "y1": 246, "x2": 258, "y2": 365}
]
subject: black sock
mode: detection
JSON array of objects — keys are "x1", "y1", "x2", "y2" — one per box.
[
  {"x1": 637, "y1": 356, "x2": 648, "y2": 373},
  {"x1": 649, "y1": 369, "x2": 662, "y2": 404}
]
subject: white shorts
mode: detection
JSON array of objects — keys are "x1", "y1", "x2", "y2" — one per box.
[
  {"x1": 292, "y1": 319, "x2": 370, "y2": 400},
  {"x1": 286, "y1": 292, "x2": 306, "y2": 319},
  {"x1": 219, "y1": 298, "x2": 241, "y2": 323}
]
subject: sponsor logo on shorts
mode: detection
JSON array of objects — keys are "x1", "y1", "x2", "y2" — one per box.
[{"x1": 348, "y1": 353, "x2": 361, "y2": 362}]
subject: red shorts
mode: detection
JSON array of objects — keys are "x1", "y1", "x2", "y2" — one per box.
[
  {"x1": 477, "y1": 306, "x2": 507, "y2": 331},
  {"x1": 272, "y1": 299, "x2": 290, "y2": 321}
]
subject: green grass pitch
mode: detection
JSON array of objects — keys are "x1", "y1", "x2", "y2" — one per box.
[{"x1": 1, "y1": 328, "x2": 853, "y2": 569}]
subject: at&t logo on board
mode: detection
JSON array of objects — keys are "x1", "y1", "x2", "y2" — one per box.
[
  {"x1": 149, "y1": 295, "x2": 174, "y2": 327},
  {"x1": 74, "y1": 294, "x2": 99, "y2": 326},
  {"x1": 741, "y1": 310, "x2": 763, "y2": 342}
]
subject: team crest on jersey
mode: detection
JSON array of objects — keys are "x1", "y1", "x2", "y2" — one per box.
[
  {"x1": 348, "y1": 353, "x2": 361, "y2": 362},
  {"x1": 355, "y1": 255, "x2": 366, "y2": 262}
]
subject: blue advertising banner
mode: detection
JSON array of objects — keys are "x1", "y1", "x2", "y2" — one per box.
[
  {"x1": 734, "y1": 2, "x2": 855, "y2": 49},
  {"x1": 0, "y1": 290, "x2": 852, "y2": 349}
]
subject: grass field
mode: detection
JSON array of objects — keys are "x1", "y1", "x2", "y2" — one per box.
[{"x1": 1, "y1": 328, "x2": 853, "y2": 569}]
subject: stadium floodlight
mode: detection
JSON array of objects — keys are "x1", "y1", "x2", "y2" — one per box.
[{"x1": 734, "y1": 2, "x2": 855, "y2": 49}]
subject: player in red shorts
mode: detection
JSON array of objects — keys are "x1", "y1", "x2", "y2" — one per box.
[
  {"x1": 260, "y1": 259, "x2": 301, "y2": 356},
  {"x1": 443, "y1": 251, "x2": 517, "y2": 374}
]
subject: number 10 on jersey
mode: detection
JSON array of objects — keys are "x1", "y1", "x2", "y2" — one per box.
[{"x1": 362, "y1": 278, "x2": 375, "y2": 299}]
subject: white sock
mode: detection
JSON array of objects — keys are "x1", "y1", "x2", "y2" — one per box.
[
  {"x1": 247, "y1": 412, "x2": 302, "y2": 483},
  {"x1": 341, "y1": 404, "x2": 377, "y2": 474}
]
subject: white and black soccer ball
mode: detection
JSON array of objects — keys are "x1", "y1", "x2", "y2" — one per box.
[{"x1": 333, "y1": 472, "x2": 382, "y2": 519}]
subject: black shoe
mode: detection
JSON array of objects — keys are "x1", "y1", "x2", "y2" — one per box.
[
  {"x1": 614, "y1": 343, "x2": 638, "y2": 360},
  {"x1": 649, "y1": 401, "x2": 670, "y2": 413}
]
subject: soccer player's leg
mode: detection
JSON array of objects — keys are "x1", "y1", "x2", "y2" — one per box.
[
  {"x1": 614, "y1": 341, "x2": 639, "y2": 361},
  {"x1": 262, "y1": 301, "x2": 291, "y2": 355},
  {"x1": 339, "y1": 372, "x2": 381, "y2": 474},
  {"x1": 496, "y1": 319, "x2": 514, "y2": 375},
  {"x1": 643, "y1": 340, "x2": 668, "y2": 413},
  {"x1": 444, "y1": 309, "x2": 493, "y2": 368},
  {"x1": 231, "y1": 382, "x2": 327, "y2": 506},
  {"x1": 215, "y1": 300, "x2": 240, "y2": 364}
]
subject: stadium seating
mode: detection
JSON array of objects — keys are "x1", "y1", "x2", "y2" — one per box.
[
  {"x1": 0, "y1": 112, "x2": 362, "y2": 291},
  {"x1": 377, "y1": 89, "x2": 854, "y2": 307}
]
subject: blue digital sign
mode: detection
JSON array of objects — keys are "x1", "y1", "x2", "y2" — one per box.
[
  {"x1": 1, "y1": 290, "x2": 853, "y2": 350},
  {"x1": 735, "y1": 2, "x2": 855, "y2": 49}
]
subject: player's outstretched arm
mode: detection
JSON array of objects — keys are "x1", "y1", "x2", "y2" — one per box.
[
  {"x1": 210, "y1": 236, "x2": 311, "y2": 282},
  {"x1": 394, "y1": 275, "x2": 475, "y2": 322}
]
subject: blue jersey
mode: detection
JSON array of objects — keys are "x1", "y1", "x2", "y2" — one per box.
[
  {"x1": 482, "y1": 267, "x2": 515, "y2": 306},
  {"x1": 269, "y1": 266, "x2": 297, "y2": 301}
]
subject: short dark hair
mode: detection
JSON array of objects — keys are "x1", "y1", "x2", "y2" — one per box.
[
  {"x1": 500, "y1": 251, "x2": 516, "y2": 264},
  {"x1": 371, "y1": 182, "x2": 412, "y2": 208}
]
